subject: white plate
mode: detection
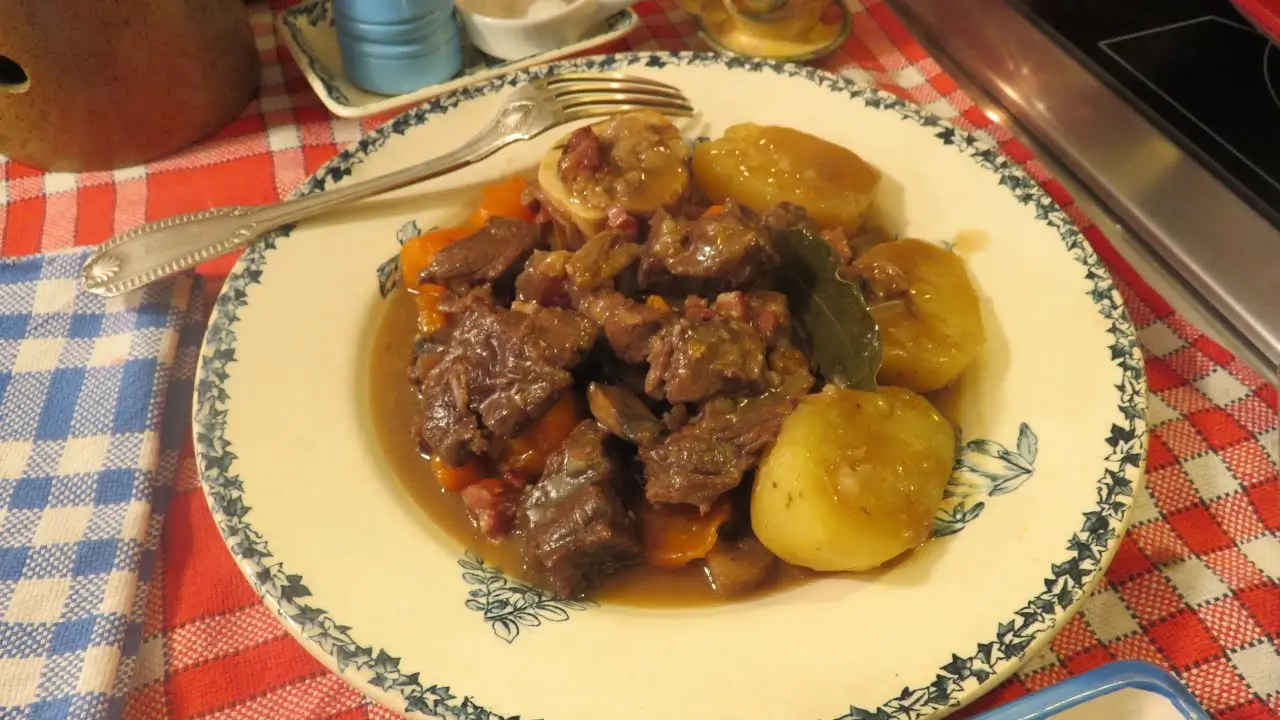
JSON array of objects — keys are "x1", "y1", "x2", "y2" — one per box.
[
  {"x1": 194, "y1": 52, "x2": 1148, "y2": 719},
  {"x1": 276, "y1": 0, "x2": 640, "y2": 119}
]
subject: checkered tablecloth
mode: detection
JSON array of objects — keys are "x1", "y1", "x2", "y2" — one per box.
[{"x1": 1, "y1": 1, "x2": 1277, "y2": 717}]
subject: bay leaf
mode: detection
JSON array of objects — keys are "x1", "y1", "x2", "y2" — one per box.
[{"x1": 774, "y1": 228, "x2": 882, "y2": 391}]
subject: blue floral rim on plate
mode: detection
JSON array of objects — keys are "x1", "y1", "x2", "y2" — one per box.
[{"x1": 193, "y1": 52, "x2": 1148, "y2": 720}]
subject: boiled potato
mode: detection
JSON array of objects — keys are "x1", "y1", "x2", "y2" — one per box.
[
  {"x1": 751, "y1": 386, "x2": 955, "y2": 572},
  {"x1": 851, "y1": 238, "x2": 984, "y2": 393},
  {"x1": 692, "y1": 123, "x2": 881, "y2": 231},
  {"x1": 538, "y1": 110, "x2": 690, "y2": 239}
]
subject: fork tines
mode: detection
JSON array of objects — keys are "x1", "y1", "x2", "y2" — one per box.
[{"x1": 541, "y1": 73, "x2": 694, "y2": 120}]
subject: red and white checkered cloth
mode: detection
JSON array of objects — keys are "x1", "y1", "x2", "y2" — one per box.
[{"x1": 1, "y1": 1, "x2": 1277, "y2": 717}]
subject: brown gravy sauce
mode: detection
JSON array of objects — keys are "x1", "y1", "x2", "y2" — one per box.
[{"x1": 368, "y1": 289, "x2": 967, "y2": 607}]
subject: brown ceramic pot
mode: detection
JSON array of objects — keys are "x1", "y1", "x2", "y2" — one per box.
[{"x1": 0, "y1": 0, "x2": 260, "y2": 171}]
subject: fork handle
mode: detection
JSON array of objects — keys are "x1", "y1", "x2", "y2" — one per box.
[{"x1": 80, "y1": 100, "x2": 538, "y2": 297}]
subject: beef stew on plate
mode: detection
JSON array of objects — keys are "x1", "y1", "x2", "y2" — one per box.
[{"x1": 369, "y1": 110, "x2": 986, "y2": 602}]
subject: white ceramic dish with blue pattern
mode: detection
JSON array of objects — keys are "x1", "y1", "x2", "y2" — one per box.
[{"x1": 194, "y1": 52, "x2": 1148, "y2": 719}]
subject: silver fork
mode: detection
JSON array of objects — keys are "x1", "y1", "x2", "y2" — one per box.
[{"x1": 80, "y1": 73, "x2": 694, "y2": 297}]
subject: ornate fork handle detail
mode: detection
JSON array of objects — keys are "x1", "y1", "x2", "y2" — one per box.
[
  {"x1": 80, "y1": 72, "x2": 692, "y2": 297},
  {"x1": 79, "y1": 99, "x2": 543, "y2": 297}
]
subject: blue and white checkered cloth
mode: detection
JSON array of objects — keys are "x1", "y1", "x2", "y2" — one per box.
[{"x1": 0, "y1": 248, "x2": 202, "y2": 718}]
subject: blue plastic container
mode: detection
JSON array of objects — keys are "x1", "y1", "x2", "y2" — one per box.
[
  {"x1": 971, "y1": 661, "x2": 1210, "y2": 720},
  {"x1": 334, "y1": 0, "x2": 464, "y2": 96}
]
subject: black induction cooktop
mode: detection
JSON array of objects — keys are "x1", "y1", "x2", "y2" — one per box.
[{"x1": 1015, "y1": 0, "x2": 1280, "y2": 226}]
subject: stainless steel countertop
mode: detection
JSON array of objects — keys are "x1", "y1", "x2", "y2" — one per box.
[{"x1": 890, "y1": 0, "x2": 1280, "y2": 384}]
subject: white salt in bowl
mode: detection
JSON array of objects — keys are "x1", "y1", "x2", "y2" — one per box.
[{"x1": 456, "y1": 0, "x2": 633, "y2": 60}]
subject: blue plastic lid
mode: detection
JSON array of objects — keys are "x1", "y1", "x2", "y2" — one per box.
[
  {"x1": 969, "y1": 661, "x2": 1210, "y2": 720},
  {"x1": 332, "y1": 0, "x2": 463, "y2": 95},
  {"x1": 334, "y1": 0, "x2": 455, "y2": 25}
]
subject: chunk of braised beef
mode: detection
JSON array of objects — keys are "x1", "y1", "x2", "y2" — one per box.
[
  {"x1": 419, "y1": 217, "x2": 539, "y2": 292},
  {"x1": 703, "y1": 536, "x2": 778, "y2": 598},
  {"x1": 519, "y1": 421, "x2": 641, "y2": 598},
  {"x1": 435, "y1": 285, "x2": 493, "y2": 315},
  {"x1": 504, "y1": 304, "x2": 599, "y2": 368},
  {"x1": 587, "y1": 382, "x2": 663, "y2": 447},
  {"x1": 515, "y1": 250, "x2": 573, "y2": 308},
  {"x1": 606, "y1": 304, "x2": 669, "y2": 364},
  {"x1": 639, "y1": 394, "x2": 798, "y2": 511},
  {"x1": 639, "y1": 349, "x2": 807, "y2": 511},
  {"x1": 643, "y1": 316, "x2": 766, "y2": 404},
  {"x1": 416, "y1": 299, "x2": 598, "y2": 462},
  {"x1": 690, "y1": 343, "x2": 810, "y2": 452},
  {"x1": 573, "y1": 290, "x2": 625, "y2": 330},
  {"x1": 565, "y1": 230, "x2": 641, "y2": 293},
  {"x1": 418, "y1": 356, "x2": 487, "y2": 465},
  {"x1": 577, "y1": 291, "x2": 671, "y2": 364},
  {"x1": 408, "y1": 336, "x2": 445, "y2": 390},
  {"x1": 641, "y1": 432, "x2": 751, "y2": 512},
  {"x1": 558, "y1": 126, "x2": 604, "y2": 184},
  {"x1": 473, "y1": 306, "x2": 598, "y2": 437},
  {"x1": 638, "y1": 201, "x2": 775, "y2": 293},
  {"x1": 695, "y1": 392, "x2": 803, "y2": 457}
]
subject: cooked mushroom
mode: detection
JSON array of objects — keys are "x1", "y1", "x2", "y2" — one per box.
[
  {"x1": 587, "y1": 382, "x2": 664, "y2": 447},
  {"x1": 703, "y1": 535, "x2": 778, "y2": 598}
]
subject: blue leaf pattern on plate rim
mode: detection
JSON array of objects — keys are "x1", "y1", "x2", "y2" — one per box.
[
  {"x1": 193, "y1": 52, "x2": 1147, "y2": 720},
  {"x1": 459, "y1": 551, "x2": 597, "y2": 644}
]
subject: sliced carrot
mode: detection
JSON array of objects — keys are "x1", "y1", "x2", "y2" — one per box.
[
  {"x1": 401, "y1": 226, "x2": 472, "y2": 335},
  {"x1": 466, "y1": 175, "x2": 536, "y2": 229},
  {"x1": 527, "y1": 393, "x2": 583, "y2": 450},
  {"x1": 400, "y1": 226, "x2": 474, "y2": 293},
  {"x1": 414, "y1": 285, "x2": 449, "y2": 335},
  {"x1": 639, "y1": 497, "x2": 733, "y2": 569},
  {"x1": 500, "y1": 394, "x2": 584, "y2": 478},
  {"x1": 701, "y1": 205, "x2": 725, "y2": 218},
  {"x1": 430, "y1": 456, "x2": 488, "y2": 493},
  {"x1": 645, "y1": 295, "x2": 671, "y2": 313}
]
